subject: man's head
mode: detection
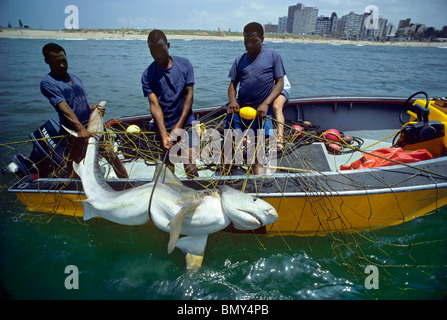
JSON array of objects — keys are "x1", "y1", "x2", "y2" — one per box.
[
  {"x1": 243, "y1": 22, "x2": 264, "y2": 59},
  {"x1": 42, "y1": 43, "x2": 68, "y2": 78},
  {"x1": 147, "y1": 30, "x2": 170, "y2": 69}
]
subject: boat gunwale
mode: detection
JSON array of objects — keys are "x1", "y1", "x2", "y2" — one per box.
[
  {"x1": 105, "y1": 95, "x2": 412, "y2": 124},
  {"x1": 8, "y1": 156, "x2": 447, "y2": 195}
]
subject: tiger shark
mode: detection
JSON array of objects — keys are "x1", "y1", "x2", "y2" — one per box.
[{"x1": 73, "y1": 108, "x2": 278, "y2": 269}]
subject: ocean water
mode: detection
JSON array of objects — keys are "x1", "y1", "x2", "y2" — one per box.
[{"x1": 0, "y1": 37, "x2": 446, "y2": 301}]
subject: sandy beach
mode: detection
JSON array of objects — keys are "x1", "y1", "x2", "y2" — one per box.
[{"x1": 1, "y1": 28, "x2": 445, "y2": 48}]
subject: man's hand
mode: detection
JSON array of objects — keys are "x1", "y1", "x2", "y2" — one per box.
[
  {"x1": 256, "y1": 102, "x2": 269, "y2": 118},
  {"x1": 162, "y1": 135, "x2": 173, "y2": 150},
  {"x1": 227, "y1": 100, "x2": 240, "y2": 114},
  {"x1": 227, "y1": 81, "x2": 240, "y2": 114},
  {"x1": 91, "y1": 104, "x2": 106, "y2": 116},
  {"x1": 77, "y1": 126, "x2": 98, "y2": 141}
]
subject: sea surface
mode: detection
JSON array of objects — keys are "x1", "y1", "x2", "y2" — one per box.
[{"x1": 0, "y1": 37, "x2": 446, "y2": 301}]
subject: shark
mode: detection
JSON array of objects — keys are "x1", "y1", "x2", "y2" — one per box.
[{"x1": 73, "y1": 108, "x2": 278, "y2": 269}]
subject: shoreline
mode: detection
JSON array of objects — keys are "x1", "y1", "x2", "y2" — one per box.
[{"x1": 1, "y1": 28, "x2": 445, "y2": 48}]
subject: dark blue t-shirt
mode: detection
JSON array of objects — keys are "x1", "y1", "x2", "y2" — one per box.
[
  {"x1": 228, "y1": 48, "x2": 286, "y2": 107},
  {"x1": 40, "y1": 72, "x2": 91, "y2": 130},
  {"x1": 141, "y1": 56, "x2": 195, "y2": 130}
]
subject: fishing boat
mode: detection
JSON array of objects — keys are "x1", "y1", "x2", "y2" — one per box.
[{"x1": 6, "y1": 92, "x2": 447, "y2": 237}]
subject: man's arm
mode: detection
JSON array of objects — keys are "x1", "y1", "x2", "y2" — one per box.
[
  {"x1": 257, "y1": 76, "x2": 284, "y2": 118},
  {"x1": 172, "y1": 85, "x2": 194, "y2": 131},
  {"x1": 148, "y1": 93, "x2": 172, "y2": 149},
  {"x1": 227, "y1": 80, "x2": 240, "y2": 114},
  {"x1": 56, "y1": 101, "x2": 97, "y2": 140}
]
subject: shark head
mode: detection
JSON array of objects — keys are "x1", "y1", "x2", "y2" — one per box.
[{"x1": 220, "y1": 185, "x2": 278, "y2": 230}]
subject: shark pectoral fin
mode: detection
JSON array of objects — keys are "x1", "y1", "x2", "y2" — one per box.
[
  {"x1": 82, "y1": 201, "x2": 97, "y2": 221},
  {"x1": 176, "y1": 235, "x2": 208, "y2": 270},
  {"x1": 167, "y1": 203, "x2": 200, "y2": 254}
]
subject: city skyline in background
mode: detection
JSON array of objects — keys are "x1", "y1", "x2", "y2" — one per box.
[
  {"x1": 265, "y1": 2, "x2": 446, "y2": 41},
  {"x1": 1, "y1": 0, "x2": 445, "y2": 32}
]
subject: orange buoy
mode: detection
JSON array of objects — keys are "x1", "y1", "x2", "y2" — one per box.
[{"x1": 326, "y1": 143, "x2": 341, "y2": 154}]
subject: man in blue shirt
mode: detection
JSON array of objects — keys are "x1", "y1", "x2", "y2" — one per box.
[
  {"x1": 141, "y1": 30, "x2": 197, "y2": 177},
  {"x1": 226, "y1": 22, "x2": 286, "y2": 174},
  {"x1": 40, "y1": 43, "x2": 128, "y2": 178}
]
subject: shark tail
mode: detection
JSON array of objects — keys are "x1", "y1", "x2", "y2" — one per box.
[
  {"x1": 185, "y1": 252, "x2": 205, "y2": 270},
  {"x1": 176, "y1": 235, "x2": 209, "y2": 270}
]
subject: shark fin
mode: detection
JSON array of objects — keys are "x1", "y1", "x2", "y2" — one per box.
[
  {"x1": 82, "y1": 201, "x2": 98, "y2": 221},
  {"x1": 61, "y1": 124, "x2": 79, "y2": 137},
  {"x1": 167, "y1": 202, "x2": 200, "y2": 254},
  {"x1": 154, "y1": 160, "x2": 183, "y2": 185},
  {"x1": 72, "y1": 157, "x2": 85, "y2": 179},
  {"x1": 176, "y1": 235, "x2": 208, "y2": 270}
]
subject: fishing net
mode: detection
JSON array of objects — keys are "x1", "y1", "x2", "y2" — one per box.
[{"x1": 1, "y1": 109, "x2": 446, "y2": 299}]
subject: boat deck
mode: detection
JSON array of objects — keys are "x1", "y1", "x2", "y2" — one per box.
[{"x1": 323, "y1": 129, "x2": 397, "y2": 171}]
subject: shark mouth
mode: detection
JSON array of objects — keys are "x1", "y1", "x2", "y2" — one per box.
[{"x1": 237, "y1": 209, "x2": 262, "y2": 226}]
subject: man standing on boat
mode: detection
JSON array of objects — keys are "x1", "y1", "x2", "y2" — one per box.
[
  {"x1": 141, "y1": 29, "x2": 198, "y2": 178},
  {"x1": 40, "y1": 43, "x2": 128, "y2": 178},
  {"x1": 226, "y1": 22, "x2": 286, "y2": 175}
]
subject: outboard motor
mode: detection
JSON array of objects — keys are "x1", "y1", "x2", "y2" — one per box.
[{"x1": 4, "y1": 119, "x2": 69, "y2": 177}]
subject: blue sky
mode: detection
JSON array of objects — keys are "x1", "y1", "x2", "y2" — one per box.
[{"x1": 0, "y1": 0, "x2": 445, "y2": 31}]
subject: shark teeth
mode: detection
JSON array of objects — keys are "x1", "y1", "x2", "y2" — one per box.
[{"x1": 237, "y1": 209, "x2": 262, "y2": 226}]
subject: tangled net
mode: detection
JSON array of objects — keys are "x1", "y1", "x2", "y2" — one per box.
[{"x1": 1, "y1": 109, "x2": 446, "y2": 298}]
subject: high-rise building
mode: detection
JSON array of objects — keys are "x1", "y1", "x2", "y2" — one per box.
[
  {"x1": 315, "y1": 12, "x2": 337, "y2": 35},
  {"x1": 385, "y1": 23, "x2": 396, "y2": 38},
  {"x1": 339, "y1": 11, "x2": 364, "y2": 38},
  {"x1": 264, "y1": 23, "x2": 278, "y2": 33},
  {"x1": 330, "y1": 12, "x2": 338, "y2": 34},
  {"x1": 316, "y1": 16, "x2": 331, "y2": 35},
  {"x1": 398, "y1": 18, "x2": 411, "y2": 30},
  {"x1": 292, "y1": 5, "x2": 318, "y2": 34},
  {"x1": 278, "y1": 16, "x2": 287, "y2": 34},
  {"x1": 286, "y1": 3, "x2": 304, "y2": 33}
]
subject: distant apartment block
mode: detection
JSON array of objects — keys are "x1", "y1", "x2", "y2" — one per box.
[
  {"x1": 286, "y1": 3, "x2": 304, "y2": 33},
  {"x1": 338, "y1": 11, "x2": 364, "y2": 38},
  {"x1": 264, "y1": 23, "x2": 278, "y2": 33},
  {"x1": 398, "y1": 18, "x2": 411, "y2": 29},
  {"x1": 278, "y1": 16, "x2": 287, "y2": 34},
  {"x1": 315, "y1": 12, "x2": 337, "y2": 35},
  {"x1": 293, "y1": 5, "x2": 318, "y2": 34}
]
